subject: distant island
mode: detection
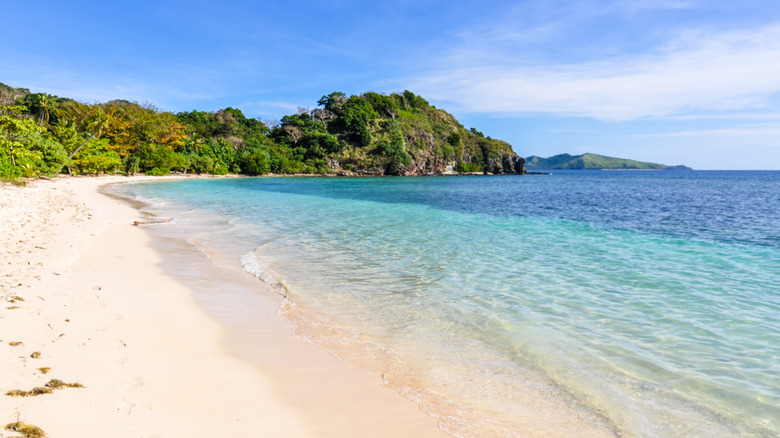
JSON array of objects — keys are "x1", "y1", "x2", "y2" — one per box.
[{"x1": 525, "y1": 153, "x2": 692, "y2": 171}]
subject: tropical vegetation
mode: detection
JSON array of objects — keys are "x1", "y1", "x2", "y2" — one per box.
[{"x1": 1, "y1": 82, "x2": 522, "y2": 179}]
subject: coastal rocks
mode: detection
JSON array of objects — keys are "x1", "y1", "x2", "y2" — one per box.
[
  {"x1": 351, "y1": 154, "x2": 527, "y2": 176},
  {"x1": 395, "y1": 156, "x2": 452, "y2": 176},
  {"x1": 352, "y1": 166, "x2": 385, "y2": 176},
  {"x1": 486, "y1": 155, "x2": 526, "y2": 175}
]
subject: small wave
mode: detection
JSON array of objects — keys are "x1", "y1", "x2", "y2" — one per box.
[{"x1": 240, "y1": 250, "x2": 288, "y2": 297}]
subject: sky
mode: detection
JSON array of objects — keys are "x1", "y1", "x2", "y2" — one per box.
[{"x1": 3, "y1": 0, "x2": 780, "y2": 169}]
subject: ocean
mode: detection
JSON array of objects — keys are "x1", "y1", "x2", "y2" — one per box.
[{"x1": 109, "y1": 170, "x2": 780, "y2": 437}]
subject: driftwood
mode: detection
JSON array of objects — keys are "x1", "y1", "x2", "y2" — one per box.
[{"x1": 133, "y1": 218, "x2": 173, "y2": 226}]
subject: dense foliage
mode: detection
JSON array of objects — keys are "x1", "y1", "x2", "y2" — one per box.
[{"x1": 0, "y1": 82, "x2": 521, "y2": 178}]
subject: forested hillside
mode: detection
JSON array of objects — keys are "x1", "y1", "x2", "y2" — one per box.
[
  {"x1": 0, "y1": 83, "x2": 525, "y2": 179},
  {"x1": 525, "y1": 153, "x2": 690, "y2": 170}
]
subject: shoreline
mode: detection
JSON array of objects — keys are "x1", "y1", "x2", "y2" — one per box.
[
  {"x1": 0, "y1": 175, "x2": 446, "y2": 437},
  {"x1": 115, "y1": 176, "x2": 620, "y2": 438}
]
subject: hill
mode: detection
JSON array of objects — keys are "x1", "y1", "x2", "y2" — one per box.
[
  {"x1": 1, "y1": 83, "x2": 526, "y2": 178},
  {"x1": 525, "y1": 153, "x2": 691, "y2": 170}
]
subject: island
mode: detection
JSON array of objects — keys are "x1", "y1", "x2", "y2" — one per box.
[{"x1": 525, "y1": 153, "x2": 692, "y2": 171}]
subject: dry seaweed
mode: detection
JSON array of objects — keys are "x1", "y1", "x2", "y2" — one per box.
[
  {"x1": 44, "y1": 379, "x2": 84, "y2": 389},
  {"x1": 5, "y1": 421, "x2": 46, "y2": 438},
  {"x1": 6, "y1": 379, "x2": 83, "y2": 397},
  {"x1": 8, "y1": 341, "x2": 23, "y2": 347},
  {"x1": 30, "y1": 351, "x2": 41, "y2": 359},
  {"x1": 5, "y1": 387, "x2": 52, "y2": 397},
  {"x1": 37, "y1": 367, "x2": 51, "y2": 374},
  {"x1": 28, "y1": 387, "x2": 53, "y2": 396}
]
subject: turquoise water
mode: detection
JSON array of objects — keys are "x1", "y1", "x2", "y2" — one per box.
[{"x1": 112, "y1": 171, "x2": 780, "y2": 437}]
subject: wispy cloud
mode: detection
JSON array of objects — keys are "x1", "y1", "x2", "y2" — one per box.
[
  {"x1": 547, "y1": 128, "x2": 598, "y2": 133},
  {"x1": 656, "y1": 112, "x2": 780, "y2": 121},
  {"x1": 238, "y1": 100, "x2": 303, "y2": 117},
  {"x1": 410, "y1": 24, "x2": 780, "y2": 121},
  {"x1": 615, "y1": 0, "x2": 697, "y2": 14},
  {"x1": 632, "y1": 124, "x2": 780, "y2": 144}
]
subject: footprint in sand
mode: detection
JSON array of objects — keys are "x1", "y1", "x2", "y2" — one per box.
[
  {"x1": 115, "y1": 399, "x2": 137, "y2": 416},
  {"x1": 123, "y1": 376, "x2": 144, "y2": 389}
]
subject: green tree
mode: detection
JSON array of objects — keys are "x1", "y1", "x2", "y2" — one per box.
[
  {"x1": 67, "y1": 108, "x2": 110, "y2": 161},
  {"x1": 123, "y1": 154, "x2": 140, "y2": 175},
  {"x1": 135, "y1": 143, "x2": 189, "y2": 172},
  {"x1": 0, "y1": 105, "x2": 45, "y2": 176},
  {"x1": 339, "y1": 97, "x2": 378, "y2": 147},
  {"x1": 33, "y1": 133, "x2": 69, "y2": 175},
  {"x1": 237, "y1": 148, "x2": 270, "y2": 175},
  {"x1": 317, "y1": 92, "x2": 347, "y2": 112},
  {"x1": 25, "y1": 93, "x2": 55, "y2": 126},
  {"x1": 189, "y1": 154, "x2": 216, "y2": 174},
  {"x1": 72, "y1": 138, "x2": 122, "y2": 175}
]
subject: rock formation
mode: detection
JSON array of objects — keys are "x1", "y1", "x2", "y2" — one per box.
[{"x1": 486, "y1": 155, "x2": 526, "y2": 174}]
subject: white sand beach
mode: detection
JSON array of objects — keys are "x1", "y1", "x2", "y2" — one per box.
[{"x1": 0, "y1": 176, "x2": 447, "y2": 437}]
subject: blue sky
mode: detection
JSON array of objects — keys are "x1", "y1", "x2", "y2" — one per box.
[{"x1": 3, "y1": 0, "x2": 780, "y2": 169}]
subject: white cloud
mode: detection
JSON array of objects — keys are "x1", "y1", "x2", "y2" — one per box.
[
  {"x1": 633, "y1": 125, "x2": 780, "y2": 143},
  {"x1": 238, "y1": 100, "x2": 303, "y2": 117},
  {"x1": 658, "y1": 112, "x2": 780, "y2": 121},
  {"x1": 410, "y1": 24, "x2": 780, "y2": 121},
  {"x1": 616, "y1": 0, "x2": 697, "y2": 13}
]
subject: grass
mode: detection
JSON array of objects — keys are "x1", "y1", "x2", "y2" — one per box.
[
  {"x1": 5, "y1": 421, "x2": 46, "y2": 438},
  {"x1": 30, "y1": 351, "x2": 41, "y2": 359},
  {"x1": 0, "y1": 177, "x2": 27, "y2": 187},
  {"x1": 6, "y1": 295, "x2": 25, "y2": 303},
  {"x1": 8, "y1": 341, "x2": 23, "y2": 347}
]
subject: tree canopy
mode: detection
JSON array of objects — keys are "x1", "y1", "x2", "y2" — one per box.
[{"x1": 0, "y1": 83, "x2": 522, "y2": 179}]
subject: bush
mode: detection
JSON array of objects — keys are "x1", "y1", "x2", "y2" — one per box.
[
  {"x1": 190, "y1": 154, "x2": 215, "y2": 174},
  {"x1": 76, "y1": 154, "x2": 122, "y2": 174},
  {"x1": 123, "y1": 155, "x2": 140, "y2": 175},
  {"x1": 455, "y1": 161, "x2": 482, "y2": 173},
  {"x1": 35, "y1": 134, "x2": 69, "y2": 175},
  {"x1": 211, "y1": 164, "x2": 229, "y2": 175},
  {"x1": 146, "y1": 167, "x2": 170, "y2": 176},
  {"x1": 136, "y1": 144, "x2": 189, "y2": 172},
  {"x1": 0, "y1": 155, "x2": 21, "y2": 178},
  {"x1": 237, "y1": 149, "x2": 270, "y2": 175},
  {"x1": 72, "y1": 138, "x2": 122, "y2": 174}
]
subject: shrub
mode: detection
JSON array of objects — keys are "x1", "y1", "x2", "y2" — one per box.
[
  {"x1": 456, "y1": 161, "x2": 482, "y2": 173},
  {"x1": 237, "y1": 149, "x2": 270, "y2": 175},
  {"x1": 189, "y1": 154, "x2": 215, "y2": 174},
  {"x1": 145, "y1": 167, "x2": 170, "y2": 176}
]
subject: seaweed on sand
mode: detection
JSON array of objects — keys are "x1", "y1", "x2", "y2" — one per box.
[
  {"x1": 5, "y1": 421, "x2": 46, "y2": 438},
  {"x1": 44, "y1": 379, "x2": 84, "y2": 389},
  {"x1": 5, "y1": 379, "x2": 84, "y2": 397}
]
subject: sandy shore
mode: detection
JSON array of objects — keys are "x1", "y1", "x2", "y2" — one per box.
[{"x1": 0, "y1": 176, "x2": 447, "y2": 437}]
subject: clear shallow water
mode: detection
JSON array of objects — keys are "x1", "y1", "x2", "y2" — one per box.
[{"x1": 112, "y1": 171, "x2": 780, "y2": 437}]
